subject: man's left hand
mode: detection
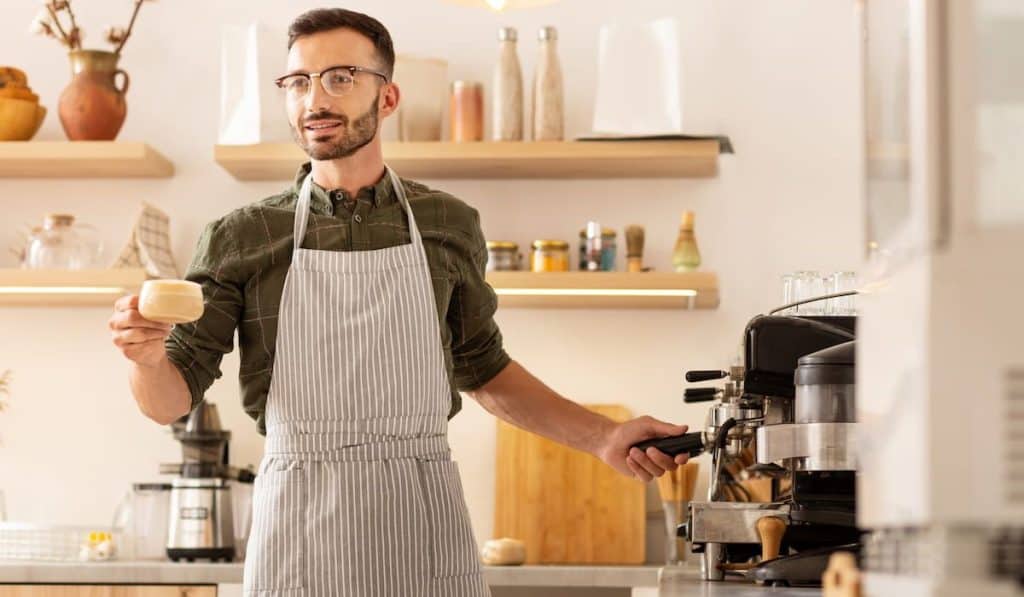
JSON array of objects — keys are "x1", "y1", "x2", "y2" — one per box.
[{"x1": 596, "y1": 416, "x2": 690, "y2": 482}]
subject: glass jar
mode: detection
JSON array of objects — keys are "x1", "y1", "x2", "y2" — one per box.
[
  {"x1": 449, "y1": 81, "x2": 484, "y2": 142},
  {"x1": 530, "y1": 240, "x2": 570, "y2": 272},
  {"x1": 24, "y1": 213, "x2": 101, "y2": 270},
  {"x1": 486, "y1": 241, "x2": 521, "y2": 271},
  {"x1": 578, "y1": 227, "x2": 617, "y2": 271}
]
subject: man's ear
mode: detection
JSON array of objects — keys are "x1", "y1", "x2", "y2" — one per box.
[{"x1": 379, "y1": 81, "x2": 401, "y2": 118}]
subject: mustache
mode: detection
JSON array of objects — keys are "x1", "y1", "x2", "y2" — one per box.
[{"x1": 301, "y1": 112, "x2": 348, "y2": 127}]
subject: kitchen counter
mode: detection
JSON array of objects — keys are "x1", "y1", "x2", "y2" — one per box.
[
  {"x1": 0, "y1": 561, "x2": 819, "y2": 596},
  {"x1": 0, "y1": 561, "x2": 661, "y2": 587}
]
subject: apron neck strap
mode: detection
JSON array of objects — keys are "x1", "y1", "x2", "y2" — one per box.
[{"x1": 293, "y1": 165, "x2": 422, "y2": 251}]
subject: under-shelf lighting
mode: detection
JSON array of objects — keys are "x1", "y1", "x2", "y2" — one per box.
[
  {"x1": 0, "y1": 286, "x2": 128, "y2": 295},
  {"x1": 493, "y1": 288, "x2": 698, "y2": 297}
]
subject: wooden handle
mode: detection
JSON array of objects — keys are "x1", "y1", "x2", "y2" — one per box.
[{"x1": 756, "y1": 516, "x2": 787, "y2": 561}]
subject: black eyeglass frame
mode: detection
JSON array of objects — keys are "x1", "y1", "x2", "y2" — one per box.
[{"x1": 274, "y1": 65, "x2": 390, "y2": 97}]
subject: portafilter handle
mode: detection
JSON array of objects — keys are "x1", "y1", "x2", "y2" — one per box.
[
  {"x1": 683, "y1": 388, "x2": 719, "y2": 403},
  {"x1": 632, "y1": 432, "x2": 706, "y2": 458},
  {"x1": 685, "y1": 370, "x2": 728, "y2": 383}
]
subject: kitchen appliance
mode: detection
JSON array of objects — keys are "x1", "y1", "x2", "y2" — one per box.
[
  {"x1": 159, "y1": 401, "x2": 254, "y2": 562},
  {"x1": 635, "y1": 311, "x2": 860, "y2": 586},
  {"x1": 112, "y1": 482, "x2": 171, "y2": 560},
  {"x1": 856, "y1": 1, "x2": 1024, "y2": 595}
]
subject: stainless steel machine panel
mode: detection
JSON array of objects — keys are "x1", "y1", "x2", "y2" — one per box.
[{"x1": 756, "y1": 423, "x2": 858, "y2": 471}]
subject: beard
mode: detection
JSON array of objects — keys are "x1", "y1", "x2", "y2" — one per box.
[{"x1": 292, "y1": 95, "x2": 379, "y2": 161}]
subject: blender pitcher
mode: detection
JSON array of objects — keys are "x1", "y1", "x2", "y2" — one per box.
[{"x1": 112, "y1": 483, "x2": 172, "y2": 560}]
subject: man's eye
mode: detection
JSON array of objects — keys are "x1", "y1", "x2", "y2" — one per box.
[{"x1": 327, "y1": 72, "x2": 354, "y2": 86}]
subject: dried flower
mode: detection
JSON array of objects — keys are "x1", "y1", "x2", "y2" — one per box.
[
  {"x1": 66, "y1": 26, "x2": 83, "y2": 48},
  {"x1": 33, "y1": 0, "x2": 151, "y2": 55},
  {"x1": 0, "y1": 370, "x2": 10, "y2": 414},
  {"x1": 105, "y1": 25, "x2": 127, "y2": 45},
  {"x1": 28, "y1": 8, "x2": 55, "y2": 37}
]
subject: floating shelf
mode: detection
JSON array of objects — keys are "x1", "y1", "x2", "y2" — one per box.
[
  {"x1": 0, "y1": 268, "x2": 146, "y2": 306},
  {"x1": 0, "y1": 142, "x2": 174, "y2": 178},
  {"x1": 486, "y1": 271, "x2": 719, "y2": 310},
  {"x1": 214, "y1": 140, "x2": 721, "y2": 181}
]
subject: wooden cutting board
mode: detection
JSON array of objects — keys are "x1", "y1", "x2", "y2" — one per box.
[{"x1": 493, "y1": 404, "x2": 645, "y2": 564}]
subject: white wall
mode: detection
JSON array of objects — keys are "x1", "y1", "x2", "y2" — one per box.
[{"x1": 0, "y1": 0, "x2": 863, "y2": 554}]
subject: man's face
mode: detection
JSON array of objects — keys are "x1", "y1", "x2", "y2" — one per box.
[{"x1": 283, "y1": 28, "x2": 396, "y2": 161}]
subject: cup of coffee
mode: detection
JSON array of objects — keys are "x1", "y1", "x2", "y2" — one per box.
[{"x1": 138, "y1": 279, "x2": 204, "y2": 325}]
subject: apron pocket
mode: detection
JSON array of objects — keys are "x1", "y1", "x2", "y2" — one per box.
[
  {"x1": 244, "y1": 463, "x2": 306, "y2": 591},
  {"x1": 416, "y1": 459, "x2": 482, "y2": 578}
]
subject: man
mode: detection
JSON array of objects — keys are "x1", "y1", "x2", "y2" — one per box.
[{"x1": 109, "y1": 8, "x2": 689, "y2": 596}]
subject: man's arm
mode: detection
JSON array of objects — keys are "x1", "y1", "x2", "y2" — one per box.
[
  {"x1": 466, "y1": 360, "x2": 690, "y2": 481},
  {"x1": 111, "y1": 218, "x2": 243, "y2": 425},
  {"x1": 110, "y1": 294, "x2": 191, "y2": 425}
]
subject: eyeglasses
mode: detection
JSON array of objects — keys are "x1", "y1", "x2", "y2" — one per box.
[{"x1": 274, "y1": 65, "x2": 389, "y2": 101}]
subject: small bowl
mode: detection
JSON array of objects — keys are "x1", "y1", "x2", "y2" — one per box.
[
  {"x1": 139, "y1": 279, "x2": 204, "y2": 325},
  {"x1": 0, "y1": 98, "x2": 46, "y2": 141}
]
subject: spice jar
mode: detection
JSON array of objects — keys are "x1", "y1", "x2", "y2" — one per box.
[
  {"x1": 486, "y1": 241, "x2": 521, "y2": 271},
  {"x1": 530, "y1": 240, "x2": 570, "y2": 272},
  {"x1": 449, "y1": 81, "x2": 484, "y2": 142},
  {"x1": 578, "y1": 226, "x2": 618, "y2": 271}
]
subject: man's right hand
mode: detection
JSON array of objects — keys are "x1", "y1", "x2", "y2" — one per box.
[{"x1": 109, "y1": 295, "x2": 173, "y2": 367}]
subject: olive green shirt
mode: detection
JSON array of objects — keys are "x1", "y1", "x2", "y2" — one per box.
[{"x1": 165, "y1": 163, "x2": 510, "y2": 435}]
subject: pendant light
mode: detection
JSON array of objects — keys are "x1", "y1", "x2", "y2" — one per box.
[{"x1": 442, "y1": 0, "x2": 560, "y2": 11}]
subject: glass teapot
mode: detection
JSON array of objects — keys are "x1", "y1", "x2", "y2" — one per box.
[{"x1": 24, "y1": 214, "x2": 102, "y2": 270}]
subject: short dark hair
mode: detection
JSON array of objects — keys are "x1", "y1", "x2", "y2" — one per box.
[{"x1": 287, "y1": 8, "x2": 395, "y2": 80}]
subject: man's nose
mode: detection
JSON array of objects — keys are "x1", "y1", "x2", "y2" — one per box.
[{"x1": 304, "y1": 75, "x2": 331, "y2": 113}]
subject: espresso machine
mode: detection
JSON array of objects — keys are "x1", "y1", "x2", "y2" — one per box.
[
  {"x1": 160, "y1": 401, "x2": 254, "y2": 562},
  {"x1": 636, "y1": 312, "x2": 860, "y2": 586}
]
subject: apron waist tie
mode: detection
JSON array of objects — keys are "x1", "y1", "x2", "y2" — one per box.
[{"x1": 264, "y1": 420, "x2": 451, "y2": 461}]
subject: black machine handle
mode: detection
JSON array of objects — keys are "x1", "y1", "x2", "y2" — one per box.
[
  {"x1": 684, "y1": 387, "x2": 719, "y2": 403},
  {"x1": 685, "y1": 370, "x2": 728, "y2": 383},
  {"x1": 632, "y1": 432, "x2": 706, "y2": 458}
]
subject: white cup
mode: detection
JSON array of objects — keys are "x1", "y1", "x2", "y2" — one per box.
[{"x1": 138, "y1": 280, "x2": 204, "y2": 325}]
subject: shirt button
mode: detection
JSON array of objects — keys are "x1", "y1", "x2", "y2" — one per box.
[{"x1": 354, "y1": 214, "x2": 363, "y2": 223}]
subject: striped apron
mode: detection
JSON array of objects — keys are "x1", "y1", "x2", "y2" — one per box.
[{"x1": 242, "y1": 167, "x2": 491, "y2": 597}]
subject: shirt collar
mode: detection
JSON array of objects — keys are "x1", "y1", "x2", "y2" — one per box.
[{"x1": 292, "y1": 162, "x2": 397, "y2": 215}]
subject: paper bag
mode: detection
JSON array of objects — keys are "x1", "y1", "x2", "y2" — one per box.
[
  {"x1": 218, "y1": 23, "x2": 291, "y2": 144},
  {"x1": 592, "y1": 18, "x2": 684, "y2": 136}
]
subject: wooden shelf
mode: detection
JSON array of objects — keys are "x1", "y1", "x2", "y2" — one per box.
[
  {"x1": 0, "y1": 142, "x2": 173, "y2": 178},
  {"x1": 486, "y1": 271, "x2": 719, "y2": 310},
  {"x1": 0, "y1": 268, "x2": 146, "y2": 306},
  {"x1": 214, "y1": 140, "x2": 721, "y2": 181}
]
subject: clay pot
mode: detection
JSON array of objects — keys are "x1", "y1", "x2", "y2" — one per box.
[{"x1": 58, "y1": 50, "x2": 130, "y2": 140}]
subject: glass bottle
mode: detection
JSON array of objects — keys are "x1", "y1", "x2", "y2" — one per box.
[
  {"x1": 493, "y1": 27, "x2": 524, "y2": 141},
  {"x1": 671, "y1": 211, "x2": 701, "y2": 272}
]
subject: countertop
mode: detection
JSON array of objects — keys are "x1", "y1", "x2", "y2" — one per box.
[
  {"x1": 0, "y1": 561, "x2": 658, "y2": 586},
  {"x1": 0, "y1": 560, "x2": 820, "y2": 596}
]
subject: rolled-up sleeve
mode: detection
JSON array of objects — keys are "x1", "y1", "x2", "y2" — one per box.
[
  {"x1": 165, "y1": 218, "x2": 243, "y2": 410},
  {"x1": 449, "y1": 212, "x2": 511, "y2": 391}
]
